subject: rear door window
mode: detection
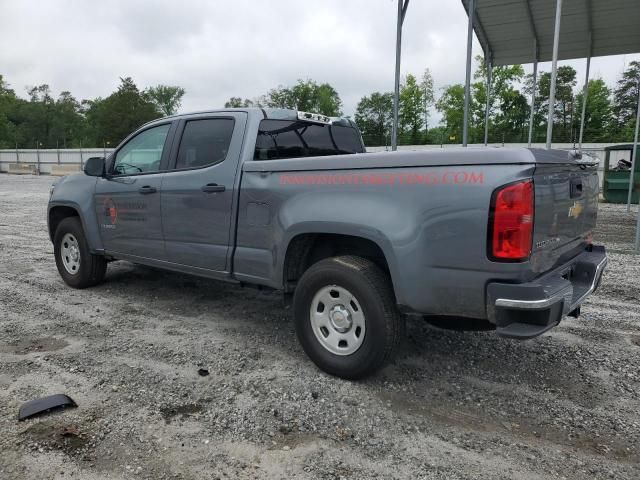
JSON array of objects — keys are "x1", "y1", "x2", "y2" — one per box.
[
  {"x1": 175, "y1": 118, "x2": 235, "y2": 169},
  {"x1": 254, "y1": 120, "x2": 363, "y2": 160}
]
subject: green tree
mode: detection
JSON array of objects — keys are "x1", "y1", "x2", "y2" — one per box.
[
  {"x1": 224, "y1": 97, "x2": 256, "y2": 108},
  {"x1": 494, "y1": 89, "x2": 530, "y2": 143},
  {"x1": 0, "y1": 75, "x2": 18, "y2": 148},
  {"x1": 399, "y1": 74, "x2": 425, "y2": 144},
  {"x1": 436, "y1": 84, "x2": 466, "y2": 143},
  {"x1": 427, "y1": 125, "x2": 447, "y2": 145},
  {"x1": 51, "y1": 91, "x2": 87, "y2": 147},
  {"x1": 354, "y1": 92, "x2": 393, "y2": 146},
  {"x1": 525, "y1": 66, "x2": 577, "y2": 142},
  {"x1": 17, "y1": 84, "x2": 56, "y2": 148},
  {"x1": 421, "y1": 69, "x2": 435, "y2": 135},
  {"x1": 611, "y1": 60, "x2": 640, "y2": 141},
  {"x1": 573, "y1": 79, "x2": 612, "y2": 142},
  {"x1": 1, "y1": 82, "x2": 87, "y2": 148},
  {"x1": 473, "y1": 56, "x2": 526, "y2": 142},
  {"x1": 265, "y1": 79, "x2": 342, "y2": 116},
  {"x1": 85, "y1": 77, "x2": 162, "y2": 146},
  {"x1": 436, "y1": 58, "x2": 527, "y2": 144},
  {"x1": 144, "y1": 85, "x2": 185, "y2": 116}
]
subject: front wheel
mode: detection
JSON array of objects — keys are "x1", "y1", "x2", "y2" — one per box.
[
  {"x1": 293, "y1": 255, "x2": 404, "y2": 379},
  {"x1": 54, "y1": 217, "x2": 107, "y2": 289}
]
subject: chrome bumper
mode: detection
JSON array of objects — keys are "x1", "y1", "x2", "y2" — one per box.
[{"x1": 487, "y1": 245, "x2": 607, "y2": 339}]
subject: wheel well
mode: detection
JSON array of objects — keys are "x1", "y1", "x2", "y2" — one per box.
[
  {"x1": 283, "y1": 233, "x2": 390, "y2": 292},
  {"x1": 49, "y1": 206, "x2": 80, "y2": 241}
]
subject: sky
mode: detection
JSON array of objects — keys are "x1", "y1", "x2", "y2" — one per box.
[{"x1": 1, "y1": 0, "x2": 639, "y2": 123}]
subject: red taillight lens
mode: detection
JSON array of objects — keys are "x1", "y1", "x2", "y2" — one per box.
[{"x1": 490, "y1": 180, "x2": 534, "y2": 261}]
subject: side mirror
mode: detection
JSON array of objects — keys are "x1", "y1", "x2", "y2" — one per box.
[{"x1": 84, "y1": 157, "x2": 105, "y2": 177}]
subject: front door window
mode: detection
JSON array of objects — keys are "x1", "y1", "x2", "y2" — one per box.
[{"x1": 112, "y1": 124, "x2": 171, "y2": 175}]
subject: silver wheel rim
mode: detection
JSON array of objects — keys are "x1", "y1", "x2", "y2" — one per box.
[
  {"x1": 310, "y1": 285, "x2": 366, "y2": 356},
  {"x1": 60, "y1": 233, "x2": 81, "y2": 275}
]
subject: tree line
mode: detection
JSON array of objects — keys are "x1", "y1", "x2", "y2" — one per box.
[
  {"x1": 359, "y1": 58, "x2": 640, "y2": 146},
  {"x1": 0, "y1": 76, "x2": 185, "y2": 149},
  {"x1": 224, "y1": 62, "x2": 639, "y2": 147},
  {"x1": 224, "y1": 78, "x2": 343, "y2": 117},
  {"x1": 1, "y1": 60, "x2": 639, "y2": 149}
]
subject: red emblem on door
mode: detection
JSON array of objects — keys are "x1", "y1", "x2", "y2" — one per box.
[{"x1": 103, "y1": 197, "x2": 118, "y2": 225}]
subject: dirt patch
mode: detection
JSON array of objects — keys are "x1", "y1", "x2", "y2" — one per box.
[
  {"x1": 0, "y1": 336, "x2": 69, "y2": 355},
  {"x1": 20, "y1": 421, "x2": 93, "y2": 457},
  {"x1": 159, "y1": 403, "x2": 205, "y2": 423}
]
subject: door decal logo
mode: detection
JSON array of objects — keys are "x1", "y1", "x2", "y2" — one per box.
[
  {"x1": 568, "y1": 201, "x2": 583, "y2": 219},
  {"x1": 103, "y1": 197, "x2": 118, "y2": 226}
]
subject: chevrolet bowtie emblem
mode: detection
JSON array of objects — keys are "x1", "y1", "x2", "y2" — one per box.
[{"x1": 568, "y1": 201, "x2": 583, "y2": 219}]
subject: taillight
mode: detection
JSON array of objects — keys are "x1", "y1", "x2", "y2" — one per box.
[{"x1": 489, "y1": 180, "x2": 534, "y2": 261}]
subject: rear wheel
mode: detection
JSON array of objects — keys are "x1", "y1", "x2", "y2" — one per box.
[
  {"x1": 293, "y1": 255, "x2": 404, "y2": 379},
  {"x1": 54, "y1": 217, "x2": 106, "y2": 288}
]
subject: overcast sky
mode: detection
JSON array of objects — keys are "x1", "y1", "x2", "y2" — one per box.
[{"x1": 1, "y1": 0, "x2": 639, "y2": 123}]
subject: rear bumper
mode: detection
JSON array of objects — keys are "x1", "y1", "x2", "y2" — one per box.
[{"x1": 486, "y1": 245, "x2": 607, "y2": 339}]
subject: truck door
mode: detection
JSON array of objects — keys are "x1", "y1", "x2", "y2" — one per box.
[
  {"x1": 161, "y1": 112, "x2": 247, "y2": 271},
  {"x1": 94, "y1": 122, "x2": 175, "y2": 260}
]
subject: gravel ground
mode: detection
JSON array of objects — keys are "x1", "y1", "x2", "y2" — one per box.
[{"x1": 0, "y1": 174, "x2": 639, "y2": 480}]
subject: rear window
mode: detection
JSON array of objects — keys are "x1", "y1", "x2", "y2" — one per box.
[{"x1": 254, "y1": 120, "x2": 363, "y2": 160}]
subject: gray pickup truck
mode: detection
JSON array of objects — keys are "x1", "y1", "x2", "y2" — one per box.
[{"x1": 48, "y1": 108, "x2": 607, "y2": 378}]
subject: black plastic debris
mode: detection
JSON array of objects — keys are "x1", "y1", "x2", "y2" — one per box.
[
  {"x1": 18, "y1": 394, "x2": 77, "y2": 421},
  {"x1": 197, "y1": 368, "x2": 210, "y2": 377}
]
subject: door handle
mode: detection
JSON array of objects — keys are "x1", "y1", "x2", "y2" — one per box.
[
  {"x1": 138, "y1": 186, "x2": 157, "y2": 194},
  {"x1": 201, "y1": 183, "x2": 226, "y2": 193}
]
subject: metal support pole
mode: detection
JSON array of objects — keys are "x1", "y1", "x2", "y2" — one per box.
[
  {"x1": 15, "y1": 141, "x2": 19, "y2": 163},
  {"x1": 79, "y1": 141, "x2": 84, "y2": 169},
  {"x1": 36, "y1": 141, "x2": 41, "y2": 175},
  {"x1": 484, "y1": 54, "x2": 492, "y2": 146},
  {"x1": 56, "y1": 140, "x2": 61, "y2": 165},
  {"x1": 392, "y1": 0, "x2": 409, "y2": 151},
  {"x1": 463, "y1": 0, "x2": 475, "y2": 147},
  {"x1": 578, "y1": 40, "x2": 592, "y2": 151},
  {"x1": 546, "y1": 0, "x2": 563, "y2": 149},
  {"x1": 626, "y1": 79, "x2": 640, "y2": 212},
  {"x1": 635, "y1": 81, "x2": 640, "y2": 249},
  {"x1": 636, "y1": 206, "x2": 640, "y2": 251},
  {"x1": 528, "y1": 56, "x2": 538, "y2": 147}
]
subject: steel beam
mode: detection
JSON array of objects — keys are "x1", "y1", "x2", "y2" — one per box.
[
  {"x1": 546, "y1": 0, "x2": 563, "y2": 149},
  {"x1": 578, "y1": 54, "x2": 591, "y2": 151},
  {"x1": 627, "y1": 78, "x2": 640, "y2": 213},
  {"x1": 578, "y1": 11, "x2": 593, "y2": 151},
  {"x1": 635, "y1": 79, "x2": 640, "y2": 249},
  {"x1": 463, "y1": 0, "x2": 475, "y2": 147},
  {"x1": 392, "y1": 0, "x2": 409, "y2": 151},
  {"x1": 525, "y1": 0, "x2": 539, "y2": 147},
  {"x1": 523, "y1": 0, "x2": 539, "y2": 42},
  {"x1": 484, "y1": 54, "x2": 492, "y2": 146},
  {"x1": 528, "y1": 50, "x2": 538, "y2": 146}
]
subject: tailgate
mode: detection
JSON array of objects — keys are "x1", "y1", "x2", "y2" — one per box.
[{"x1": 529, "y1": 149, "x2": 599, "y2": 274}]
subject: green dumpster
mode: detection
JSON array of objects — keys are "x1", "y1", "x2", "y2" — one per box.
[{"x1": 603, "y1": 144, "x2": 640, "y2": 203}]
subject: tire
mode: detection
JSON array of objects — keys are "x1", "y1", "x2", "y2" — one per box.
[
  {"x1": 293, "y1": 255, "x2": 404, "y2": 379},
  {"x1": 54, "y1": 217, "x2": 107, "y2": 289}
]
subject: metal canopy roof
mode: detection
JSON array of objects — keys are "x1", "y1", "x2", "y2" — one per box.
[{"x1": 461, "y1": 0, "x2": 640, "y2": 66}]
